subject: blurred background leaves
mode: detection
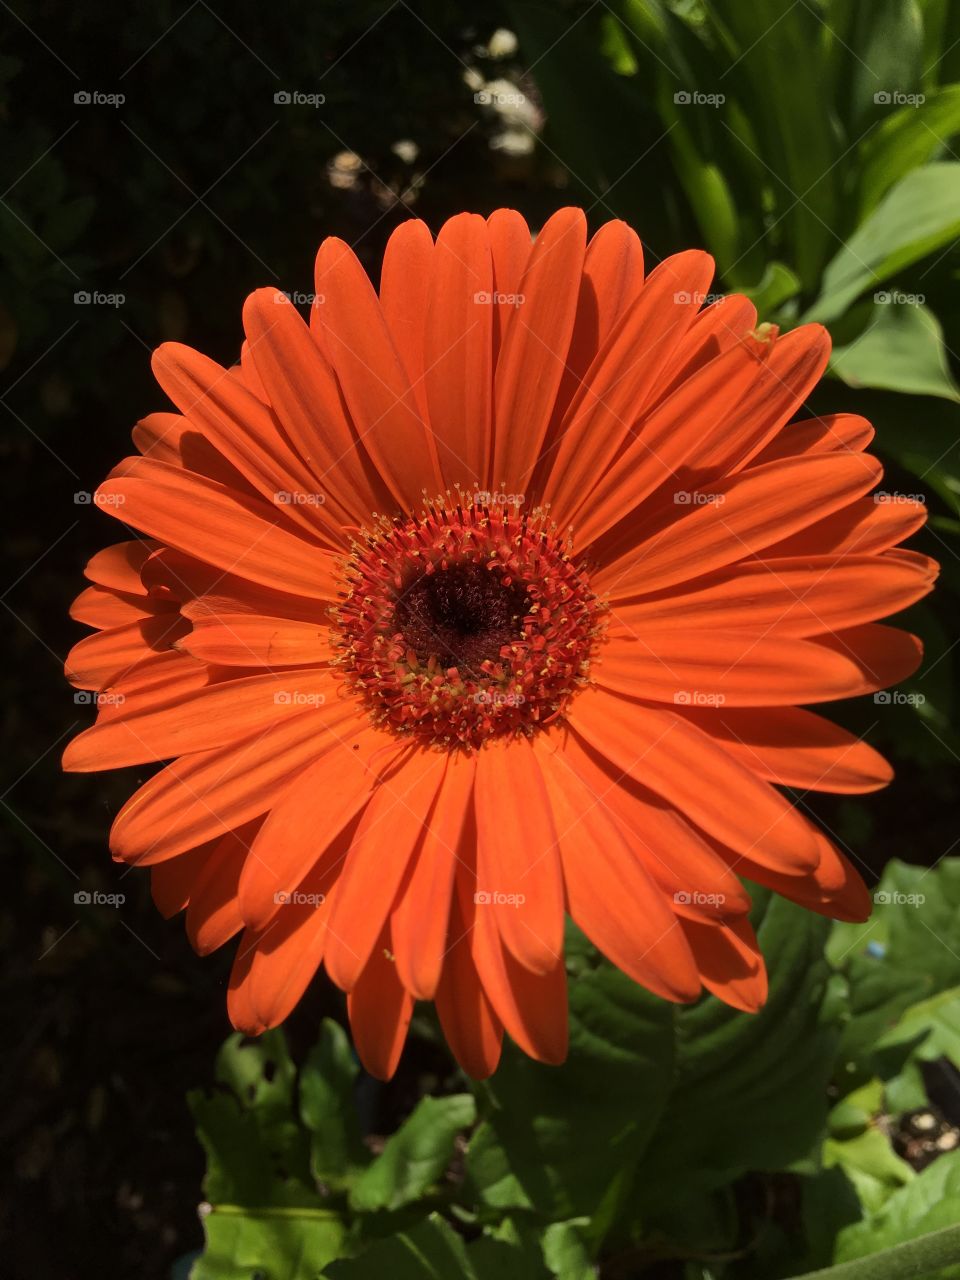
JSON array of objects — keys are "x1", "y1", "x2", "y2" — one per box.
[{"x1": 3, "y1": 1, "x2": 960, "y2": 1277}]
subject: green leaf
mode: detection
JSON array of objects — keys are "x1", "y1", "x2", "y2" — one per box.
[
  {"x1": 829, "y1": 301, "x2": 960, "y2": 401},
  {"x1": 189, "y1": 1031, "x2": 316, "y2": 1209},
  {"x1": 830, "y1": 860, "x2": 960, "y2": 1086},
  {"x1": 193, "y1": 1207, "x2": 345, "y2": 1280},
  {"x1": 323, "y1": 1213, "x2": 477, "y2": 1280},
  {"x1": 740, "y1": 260, "x2": 802, "y2": 316},
  {"x1": 542, "y1": 1221, "x2": 594, "y2": 1280},
  {"x1": 807, "y1": 163, "x2": 960, "y2": 323},
  {"x1": 858, "y1": 86, "x2": 960, "y2": 213},
  {"x1": 634, "y1": 892, "x2": 839, "y2": 1210},
  {"x1": 877, "y1": 986, "x2": 960, "y2": 1111},
  {"x1": 188, "y1": 1032, "x2": 346, "y2": 1280},
  {"x1": 705, "y1": 0, "x2": 841, "y2": 289},
  {"x1": 835, "y1": 1150, "x2": 960, "y2": 1269},
  {"x1": 466, "y1": 927, "x2": 675, "y2": 1221},
  {"x1": 844, "y1": 0, "x2": 924, "y2": 129},
  {"x1": 349, "y1": 1094, "x2": 476, "y2": 1213},
  {"x1": 299, "y1": 1019, "x2": 368, "y2": 1192}
]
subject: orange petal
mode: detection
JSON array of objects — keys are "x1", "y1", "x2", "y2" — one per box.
[
  {"x1": 533, "y1": 735, "x2": 701, "y2": 1001},
  {"x1": 715, "y1": 826, "x2": 871, "y2": 923},
  {"x1": 765, "y1": 494, "x2": 927, "y2": 557},
  {"x1": 391, "y1": 751, "x2": 476, "y2": 1000},
  {"x1": 609, "y1": 551, "x2": 936, "y2": 639},
  {"x1": 96, "y1": 458, "x2": 340, "y2": 601},
  {"x1": 474, "y1": 738, "x2": 565, "y2": 974},
  {"x1": 70, "y1": 585, "x2": 161, "y2": 629},
  {"x1": 557, "y1": 729, "x2": 752, "y2": 919},
  {"x1": 435, "y1": 876, "x2": 503, "y2": 1079},
  {"x1": 150, "y1": 843, "x2": 214, "y2": 917},
  {"x1": 242, "y1": 288, "x2": 390, "y2": 525},
  {"x1": 596, "y1": 627, "x2": 925, "y2": 706},
  {"x1": 695, "y1": 324, "x2": 832, "y2": 476},
  {"x1": 753, "y1": 413, "x2": 874, "y2": 464},
  {"x1": 672, "y1": 705, "x2": 893, "y2": 794},
  {"x1": 487, "y1": 207, "x2": 531, "y2": 363},
  {"x1": 569, "y1": 691, "x2": 819, "y2": 872},
  {"x1": 595, "y1": 452, "x2": 883, "y2": 599},
  {"x1": 237, "y1": 724, "x2": 402, "y2": 932},
  {"x1": 185, "y1": 824, "x2": 258, "y2": 955},
  {"x1": 107, "y1": 704, "x2": 372, "y2": 863},
  {"x1": 63, "y1": 668, "x2": 335, "y2": 770},
  {"x1": 423, "y1": 213, "x2": 494, "y2": 488},
  {"x1": 654, "y1": 293, "x2": 758, "y2": 399},
  {"x1": 132, "y1": 413, "x2": 247, "y2": 488},
  {"x1": 346, "y1": 928, "x2": 414, "y2": 1080},
  {"x1": 540, "y1": 248, "x2": 714, "y2": 526},
  {"x1": 680, "y1": 915, "x2": 767, "y2": 1012},
  {"x1": 83, "y1": 540, "x2": 155, "y2": 595},
  {"x1": 462, "y1": 862, "x2": 568, "y2": 1064},
  {"x1": 314, "y1": 236, "x2": 443, "y2": 509},
  {"x1": 571, "y1": 338, "x2": 779, "y2": 549},
  {"x1": 179, "y1": 613, "x2": 331, "y2": 667},
  {"x1": 65, "y1": 615, "x2": 187, "y2": 691},
  {"x1": 545, "y1": 218, "x2": 645, "y2": 441},
  {"x1": 245, "y1": 849, "x2": 346, "y2": 1026},
  {"x1": 492, "y1": 207, "x2": 587, "y2": 490},
  {"x1": 152, "y1": 341, "x2": 344, "y2": 545},
  {"x1": 379, "y1": 219, "x2": 434, "y2": 420},
  {"x1": 325, "y1": 750, "x2": 448, "y2": 991}
]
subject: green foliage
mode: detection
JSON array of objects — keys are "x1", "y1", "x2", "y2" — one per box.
[{"x1": 185, "y1": 862, "x2": 960, "y2": 1279}]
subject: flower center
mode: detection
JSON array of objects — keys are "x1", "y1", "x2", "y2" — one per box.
[{"x1": 334, "y1": 498, "x2": 604, "y2": 749}]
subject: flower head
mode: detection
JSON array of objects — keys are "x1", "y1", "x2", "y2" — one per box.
[{"x1": 64, "y1": 208, "x2": 936, "y2": 1079}]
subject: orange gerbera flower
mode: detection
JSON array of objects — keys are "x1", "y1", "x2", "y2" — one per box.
[{"x1": 64, "y1": 208, "x2": 936, "y2": 1080}]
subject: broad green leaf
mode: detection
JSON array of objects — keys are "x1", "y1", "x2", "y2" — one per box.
[
  {"x1": 741, "y1": 260, "x2": 802, "y2": 316},
  {"x1": 829, "y1": 302, "x2": 960, "y2": 401},
  {"x1": 189, "y1": 1032, "x2": 346, "y2": 1280},
  {"x1": 877, "y1": 986, "x2": 960, "y2": 1111},
  {"x1": 835, "y1": 1150, "x2": 960, "y2": 1269},
  {"x1": 466, "y1": 926, "x2": 675, "y2": 1221},
  {"x1": 824, "y1": 1127, "x2": 915, "y2": 1215},
  {"x1": 349, "y1": 1094, "x2": 476, "y2": 1213},
  {"x1": 193, "y1": 1208, "x2": 345, "y2": 1280},
  {"x1": 844, "y1": 0, "x2": 924, "y2": 129},
  {"x1": 634, "y1": 892, "x2": 839, "y2": 1210},
  {"x1": 189, "y1": 1031, "x2": 315, "y2": 1209},
  {"x1": 807, "y1": 163, "x2": 960, "y2": 323},
  {"x1": 858, "y1": 86, "x2": 960, "y2": 213},
  {"x1": 299, "y1": 1019, "x2": 368, "y2": 1192},
  {"x1": 705, "y1": 0, "x2": 840, "y2": 289},
  {"x1": 829, "y1": 860, "x2": 960, "y2": 1085},
  {"x1": 542, "y1": 1220, "x2": 594, "y2": 1280},
  {"x1": 323, "y1": 1213, "x2": 477, "y2": 1280}
]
